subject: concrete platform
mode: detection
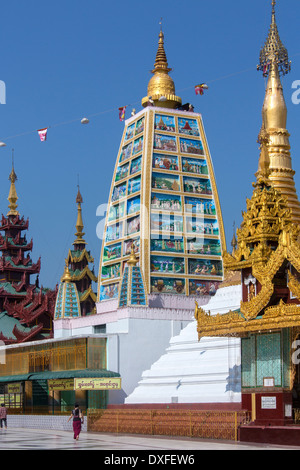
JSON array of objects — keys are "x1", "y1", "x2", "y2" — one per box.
[{"x1": 0, "y1": 427, "x2": 299, "y2": 451}]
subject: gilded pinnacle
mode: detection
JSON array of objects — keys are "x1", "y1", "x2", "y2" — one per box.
[
  {"x1": 7, "y1": 161, "x2": 19, "y2": 216},
  {"x1": 61, "y1": 261, "x2": 72, "y2": 282},
  {"x1": 74, "y1": 185, "x2": 86, "y2": 245},
  {"x1": 142, "y1": 29, "x2": 181, "y2": 109},
  {"x1": 257, "y1": 0, "x2": 291, "y2": 77}
]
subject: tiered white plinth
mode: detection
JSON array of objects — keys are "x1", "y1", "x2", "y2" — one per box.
[{"x1": 125, "y1": 283, "x2": 242, "y2": 404}]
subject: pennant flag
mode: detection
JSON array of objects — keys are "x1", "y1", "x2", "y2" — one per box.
[
  {"x1": 195, "y1": 83, "x2": 209, "y2": 95},
  {"x1": 195, "y1": 85, "x2": 203, "y2": 95},
  {"x1": 37, "y1": 128, "x2": 48, "y2": 142},
  {"x1": 119, "y1": 106, "x2": 127, "y2": 121},
  {"x1": 263, "y1": 62, "x2": 270, "y2": 77}
]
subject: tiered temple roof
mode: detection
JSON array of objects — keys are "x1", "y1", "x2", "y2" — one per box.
[
  {"x1": 0, "y1": 162, "x2": 57, "y2": 344},
  {"x1": 64, "y1": 186, "x2": 97, "y2": 316}
]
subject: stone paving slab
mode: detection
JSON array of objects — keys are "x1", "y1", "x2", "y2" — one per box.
[{"x1": 0, "y1": 428, "x2": 299, "y2": 451}]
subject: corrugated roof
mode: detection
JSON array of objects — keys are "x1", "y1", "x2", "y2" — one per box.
[{"x1": 0, "y1": 369, "x2": 120, "y2": 382}]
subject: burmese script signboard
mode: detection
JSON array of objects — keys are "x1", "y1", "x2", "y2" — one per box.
[
  {"x1": 74, "y1": 377, "x2": 121, "y2": 391},
  {"x1": 48, "y1": 379, "x2": 74, "y2": 392}
]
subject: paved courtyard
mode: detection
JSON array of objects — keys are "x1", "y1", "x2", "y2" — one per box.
[{"x1": 0, "y1": 427, "x2": 299, "y2": 451}]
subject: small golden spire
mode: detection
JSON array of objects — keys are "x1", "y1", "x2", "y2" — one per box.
[
  {"x1": 231, "y1": 222, "x2": 237, "y2": 256},
  {"x1": 142, "y1": 28, "x2": 182, "y2": 109},
  {"x1": 127, "y1": 245, "x2": 138, "y2": 266},
  {"x1": 7, "y1": 151, "x2": 19, "y2": 216},
  {"x1": 73, "y1": 184, "x2": 86, "y2": 245},
  {"x1": 61, "y1": 260, "x2": 72, "y2": 282}
]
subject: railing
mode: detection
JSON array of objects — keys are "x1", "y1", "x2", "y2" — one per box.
[
  {"x1": 7, "y1": 406, "x2": 87, "y2": 416},
  {"x1": 87, "y1": 409, "x2": 251, "y2": 441}
]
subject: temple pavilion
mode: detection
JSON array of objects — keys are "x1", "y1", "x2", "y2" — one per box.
[{"x1": 194, "y1": 1, "x2": 300, "y2": 439}]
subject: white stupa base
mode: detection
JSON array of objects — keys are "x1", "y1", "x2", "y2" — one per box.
[{"x1": 125, "y1": 283, "x2": 242, "y2": 405}]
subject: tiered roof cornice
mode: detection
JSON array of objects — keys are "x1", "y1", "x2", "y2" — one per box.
[{"x1": 66, "y1": 248, "x2": 94, "y2": 264}]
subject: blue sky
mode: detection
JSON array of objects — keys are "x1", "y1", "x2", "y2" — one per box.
[{"x1": 0, "y1": 0, "x2": 299, "y2": 289}]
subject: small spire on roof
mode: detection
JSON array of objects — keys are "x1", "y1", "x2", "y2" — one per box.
[
  {"x1": 74, "y1": 183, "x2": 86, "y2": 245},
  {"x1": 7, "y1": 150, "x2": 19, "y2": 216}
]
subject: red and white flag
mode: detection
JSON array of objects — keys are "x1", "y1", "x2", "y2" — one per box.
[{"x1": 37, "y1": 128, "x2": 48, "y2": 142}]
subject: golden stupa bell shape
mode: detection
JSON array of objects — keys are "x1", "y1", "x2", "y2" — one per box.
[
  {"x1": 142, "y1": 30, "x2": 182, "y2": 109},
  {"x1": 61, "y1": 261, "x2": 72, "y2": 282},
  {"x1": 127, "y1": 246, "x2": 138, "y2": 267}
]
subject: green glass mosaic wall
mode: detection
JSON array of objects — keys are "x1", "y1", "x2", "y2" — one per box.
[{"x1": 241, "y1": 329, "x2": 291, "y2": 389}]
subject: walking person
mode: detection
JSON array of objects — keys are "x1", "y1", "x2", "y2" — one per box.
[
  {"x1": 67, "y1": 403, "x2": 83, "y2": 440},
  {"x1": 0, "y1": 403, "x2": 7, "y2": 430}
]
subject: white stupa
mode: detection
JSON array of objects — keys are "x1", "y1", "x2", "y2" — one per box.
[{"x1": 125, "y1": 273, "x2": 242, "y2": 404}]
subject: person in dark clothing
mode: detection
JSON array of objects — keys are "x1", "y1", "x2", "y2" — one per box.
[{"x1": 67, "y1": 403, "x2": 83, "y2": 440}]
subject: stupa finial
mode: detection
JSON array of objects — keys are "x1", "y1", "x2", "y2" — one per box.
[
  {"x1": 142, "y1": 27, "x2": 182, "y2": 109},
  {"x1": 7, "y1": 150, "x2": 19, "y2": 216},
  {"x1": 257, "y1": 0, "x2": 291, "y2": 77},
  {"x1": 73, "y1": 183, "x2": 86, "y2": 245}
]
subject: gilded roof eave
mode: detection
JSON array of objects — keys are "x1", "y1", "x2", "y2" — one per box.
[
  {"x1": 195, "y1": 301, "x2": 300, "y2": 340},
  {"x1": 66, "y1": 248, "x2": 94, "y2": 264},
  {"x1": 70, "y1": 265, "x2": 97, "y2": 283}
]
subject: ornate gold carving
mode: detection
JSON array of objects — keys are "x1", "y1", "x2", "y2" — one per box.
[
  {"x1": 196, "y1": 299, "x2": 300, "y2": 340},
  {"x1": 196, "y1": 178, "x2": 300, "y2": 339}
]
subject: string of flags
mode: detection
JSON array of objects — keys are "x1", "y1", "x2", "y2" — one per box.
[
  {"x1": 0, "y1": 62, "x2": 262, "y2": 147},
  {"x1": 118, "y1": 83, "x2": 209, "y2": 122},
  {"x1": 0, "y1": 80, "x2": 210, "y2": 146}
]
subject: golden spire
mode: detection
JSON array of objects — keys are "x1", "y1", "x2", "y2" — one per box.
[
  {"x1": 127, "y1": 245, "x2": 138, "y2": 266},
  {"x1": 142, "y1": 27, "x2": 182, "y2": 109},
  {"x1": 61, "y1": 260, "x2": 72, "y2": 282},
  {"x1": 7, "y1": 151, "x2": 19, "y2": 216},
  {"x1": 73, "y1": 184, "x2": 86, "y2": 245},
  {"x1": 256, "y1": 1, "x2": 300, "y2": 224}
]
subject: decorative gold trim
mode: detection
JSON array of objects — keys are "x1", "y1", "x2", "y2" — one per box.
[{"x1": 195, "y1": 300, "x2": 300, "y2": 340}]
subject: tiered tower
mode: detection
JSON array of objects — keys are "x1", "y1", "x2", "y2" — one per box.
[
  {"x1": 65, "y1": 186, "x2": 97, "y2": 316},
  {"x1": 54, "y1": 263, "x2": 81, "y2": 319},
  {"x1": 97, "y1": 30, "x2": 225, "y2": 305},
  {"x1": 0, "y1": 162, "x2": 57, "y2": 344}
]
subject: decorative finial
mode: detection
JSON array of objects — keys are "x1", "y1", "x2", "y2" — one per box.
[
  {"x1": 257, "y1": 0, "x2": 291, "y2": 77},
  {"x1": 231, "y1": 222, "x2": 237, "y2": 255},
  {"x1": 7, "y1": 150, "x2": 19, "y2": 216},
  {"x1": 61, "y1": 260, "x2": 72, "y2": 282},
  {"x1": 73, "y1": 183, "x2": 86, "y2": 245},
  {"x1": 127, "y1": 245, "x2": 138, "y2": 266},
  {"x1": 159, "y1": 17, "x2": 163, "y2": 32},
  {"x1": 141, "y1": 28, "x2": 182, "y2": 109}
]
